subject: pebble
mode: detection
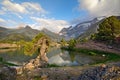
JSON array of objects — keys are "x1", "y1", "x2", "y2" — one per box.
[{"x1": 78, "y1": 64, "x2": 120, "y2": 80}]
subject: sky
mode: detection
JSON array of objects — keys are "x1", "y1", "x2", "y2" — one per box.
[{"x1": 0, "y1": 0, "x2": 120, "y2": 33}]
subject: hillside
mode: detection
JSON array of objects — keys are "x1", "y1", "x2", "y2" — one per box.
[
  {"x1": 0, "y1": 26, "x2": 62, "y2": 42},
  {"x1": 41, "y1": 28, "x2": 62, "y2": 42},
  {"x1": 0, "y1": 33, "x2": 31, "y2": 42},
  {"x1": 78, "y1": 16, "x2": 120, "y2": 40}
]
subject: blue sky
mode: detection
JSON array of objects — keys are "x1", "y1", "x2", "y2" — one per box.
[{"x1": 0, "y1": 0, "x2": 119, "y2": 33}]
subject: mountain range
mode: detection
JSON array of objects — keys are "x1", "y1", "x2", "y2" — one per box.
[
  {"x1": 0, "y1": 25, "x2": 61, "y2": 42},
  {"x1": 0, "y1": 16, "x2": 119, "y2": 42},
  {"x1": 59, "y1": 16, "x2": 106, "y2": 40},
  {"x1": 59, "y1": 16, "x2": 120, "y2": 40}
]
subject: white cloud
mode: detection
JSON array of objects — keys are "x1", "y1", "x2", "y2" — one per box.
[
  {"x1": 22, "y1": 2, "x2": 46, "y2": 14},
  {"x1": 78, "y1": 0, "x2": 120, "y2": 17},
  {"x1": 0, "y1": 18, "x2": 6, "y2": 27},
  {"x1": 1, "y1": 0, "x2": 46, "y2": 14},
  {"x1": 0, "y1": 18, "x2": 18, "y2": 28},
  {"x1": 0, "y1": 18, "x2": 5, "y2": 23},
  {"x1": 30, "y1": 17, "x2": 69, "y2": 33},
  {"x1": 2, "y1": 0, "x2": 26, "y2": 13}
]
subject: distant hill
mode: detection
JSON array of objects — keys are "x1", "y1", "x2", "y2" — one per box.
[
  {"x1": 41, "y1": 28, "x2": 62, "y2": 42},
  {"x1": 0, "y1": 26, "x2": 11, "y2": 39},
  {"x1": 0, "y1": 25, "x2": 62, "y2": 42},
  {"x1": 12, "y1": 25, "x2": 40, "y2": 40},
  {"x1": 0, "y1": 33, "x2": 31, "y2": 42}
]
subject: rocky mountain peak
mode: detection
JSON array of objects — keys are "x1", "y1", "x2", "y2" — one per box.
[{"x1": 25, "y1": 25, "x2": 32, "y2": 29}]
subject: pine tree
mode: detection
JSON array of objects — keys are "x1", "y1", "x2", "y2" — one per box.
[{"x1": 95, "y1": 16, "x2": 120, "y2": 43}]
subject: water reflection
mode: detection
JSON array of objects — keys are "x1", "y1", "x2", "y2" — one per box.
[
  {"x1": 0, "y1": 48, "x2": 16, "y2": 53},
  {"x1": 0, "y1": 47, "x2": 94, "y2": 66},
  {"x1": 0, "y1": 48, "x2": 39, "y2": 65},
  {"x1": 47, "y1": 48, "x2": 94, "y2": 66}
]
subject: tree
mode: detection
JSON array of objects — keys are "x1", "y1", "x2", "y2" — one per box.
[
  {"x1": 60, "y1": 38, "x2": 67, "y2": 46},
  {"x1": 24, "y1": 33, "x2": 50, "y2": 56},
  {"x1": 95, "y1": 16, "x2": 120, "y2": 43},
  {"x1": 68, "y1": 39, "x2": 76, "y2": 49}
]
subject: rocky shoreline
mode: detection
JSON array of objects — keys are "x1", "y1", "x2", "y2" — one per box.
[
  {"x1": 1, "y1": 62, "x2": 120, "y2": 80},
  {"x1": 78, "y1": 63, "x2": 120, "y2": 80}
]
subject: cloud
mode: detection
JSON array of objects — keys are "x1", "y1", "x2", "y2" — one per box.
[
  {"x1": 78, "y1": 0, "x2": 120, "y2": 17},
  {"x1": 0, "y1": 18, "x2": 5, "y2": 23},
  {"x1": 0, "y1": 18, "x2": 6, "y2": 26},
  {"x1": 22, "y1": 2, "x2": 46, "y2": 14},
  {"x1": 1, "y1": 0, "x2": 26, "y2": 13},
  {"x1": 0, "y1": 18, "x2": 17, "y2": 27},
  {"x1": 1, "y1": 0, "x2": 46, "y2": 14},
  {"x1": 30, "y1": 17, "x2": 69, "y2": 33}
]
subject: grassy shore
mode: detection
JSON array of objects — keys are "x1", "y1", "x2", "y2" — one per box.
[
  {"x1": 0, "y1": 57, "x2": 19, "y2": 66},
  {"x1": 61, "y1": 47, "x2": 120, "y2": 64}
]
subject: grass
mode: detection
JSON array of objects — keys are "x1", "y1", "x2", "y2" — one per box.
[
  {"x1": 46, "y1": 63, "x2": 60, "y2": 68},
  {"x1": 61, "y1": 47, "x2": 120, "y2": 64},
  {"x1": 0, "y1": 57, "x2": 19, "y2": 66}
]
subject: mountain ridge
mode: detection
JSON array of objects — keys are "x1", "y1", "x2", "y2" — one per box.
[
  {"x1": 59, "y1": 16, "x2": 106, "y2": 40},
  {"x1": 0, "y1": 25, "x2": 61, "y2": 42}
]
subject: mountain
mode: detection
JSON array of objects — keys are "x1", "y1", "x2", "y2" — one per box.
[
  {"x1": 12, "y1": 25, "x2": 40, "y2": 39},
  {"x1": 41, "y1": 28, "x2": 62, "y2": 41},
  {"x1": 0, "y1": 27, "x2": 7, "y2": 36},
  {"x1": 59, "y1": 16, "x2": 106, "y2": 40},
  {"x1": 0, "y1": 33, "x2": 31, "y2": 42},
  {"x1": 0, "y1": 25, "x2": 62, "y2": 42},
  {"x1": 0, "y1": 25, "x2": 40, "y2": 42},
  {"x1": 78, "y1": 16, "x2": 120, "y2": 40}
]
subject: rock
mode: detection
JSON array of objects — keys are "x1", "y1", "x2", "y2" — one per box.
[
  {"x1": 23, "y1": 62, "x2": 35, "y2": 70},
  {"x1": 107, "y1": 45, "x2": 113, "y2": 49},
  {"x1": 101, "y1": 64, "x2": 107, "y2": 68},
  {"x1": 16, "y1": 38, "x2": 49, "y2": 79},
  {"x1": 78, "y1": 64, "x2": 120, "y2": 80},
  {"x1": 0, "y1": 65, "x2": 17, "y2": 80},
  {"x1": 102, "y1": 54, "x2": 106, "y2": 57},
  {"x1": 41, "y1": 74, "x2": 48, "y2": 80},
  {"x1": 16, "y1": 67, "x2": 23, "y2": 74}
]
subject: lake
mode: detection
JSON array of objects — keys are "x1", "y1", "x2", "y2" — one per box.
[{"x1": 0, "y1": 47, "x2": 95, "y2": 66}]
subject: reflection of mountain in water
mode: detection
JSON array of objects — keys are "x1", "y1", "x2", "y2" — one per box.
[
  {"x1": 47, "y1": 48, "x2": 94, "y2": 66},
  {"x1": 48, "y1": 53, "x2": 78, "y2": 66}
]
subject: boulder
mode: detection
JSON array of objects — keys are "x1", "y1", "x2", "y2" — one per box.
[{"x1": 0, "y1": 65, "x2": 17, "y2": 80}]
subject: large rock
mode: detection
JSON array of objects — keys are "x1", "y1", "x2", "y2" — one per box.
[
  {"x1": 0, "y1": 65, "x2": 17, "y2": 80},
  {"x1": 16, "y1": 38, "x2": 49, "y2": 80},
  {"x1": 78, "y1": 63, "x2": 120, "y2": 80}
]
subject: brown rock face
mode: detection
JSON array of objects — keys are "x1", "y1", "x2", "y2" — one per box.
[
  {"x1": 39, "y1": 39, "x2": 49, "y2": 62},
  {"x1": 16, "y1": 37, "x2": 49, "y2": 80},
  {"x1": 22, "y1": 38, "x2": 49, "y2": 71}
]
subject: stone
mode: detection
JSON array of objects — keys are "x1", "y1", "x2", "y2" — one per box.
[
  {"x1": 0, "y1": 66, "x2": 17, "y2": 80},
  {"x1": 16, "y1": 67, "x2": 23, "y2": 74},
  {"x1": 41, "y1": 74, "x2": 48, "y2": 80},
  {"x1": 101, "y1": 64, "x2": 107, "y2": 68},
  {"x1": 107, "y1": 45, "x2": 113, "y2": 49},
  {"x1": 24, "y1": 62, "x2": 35, "y2": 70}
]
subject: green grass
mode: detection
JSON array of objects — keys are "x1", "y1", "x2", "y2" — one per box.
[
  {"x1": 46, "y1": 63, "x2": 60, "y2": 68},
  {"x1": 0, "y1": 57, "x2": 19, "y2": 66}
]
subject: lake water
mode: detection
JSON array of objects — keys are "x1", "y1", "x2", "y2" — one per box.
[
  {"x1": 47, "y1": 47, "x2": 94, "y2": 66},
  {"x1": 0, "y1": 47, "x2": 95, "y2": 66},
  {"x1": 0, "y1": 48, "x2": 39, "y2": 65}
]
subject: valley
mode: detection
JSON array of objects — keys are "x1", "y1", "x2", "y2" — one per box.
[{"x1": 0, "y1": 16, "x2": 120, "y2": 80}]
